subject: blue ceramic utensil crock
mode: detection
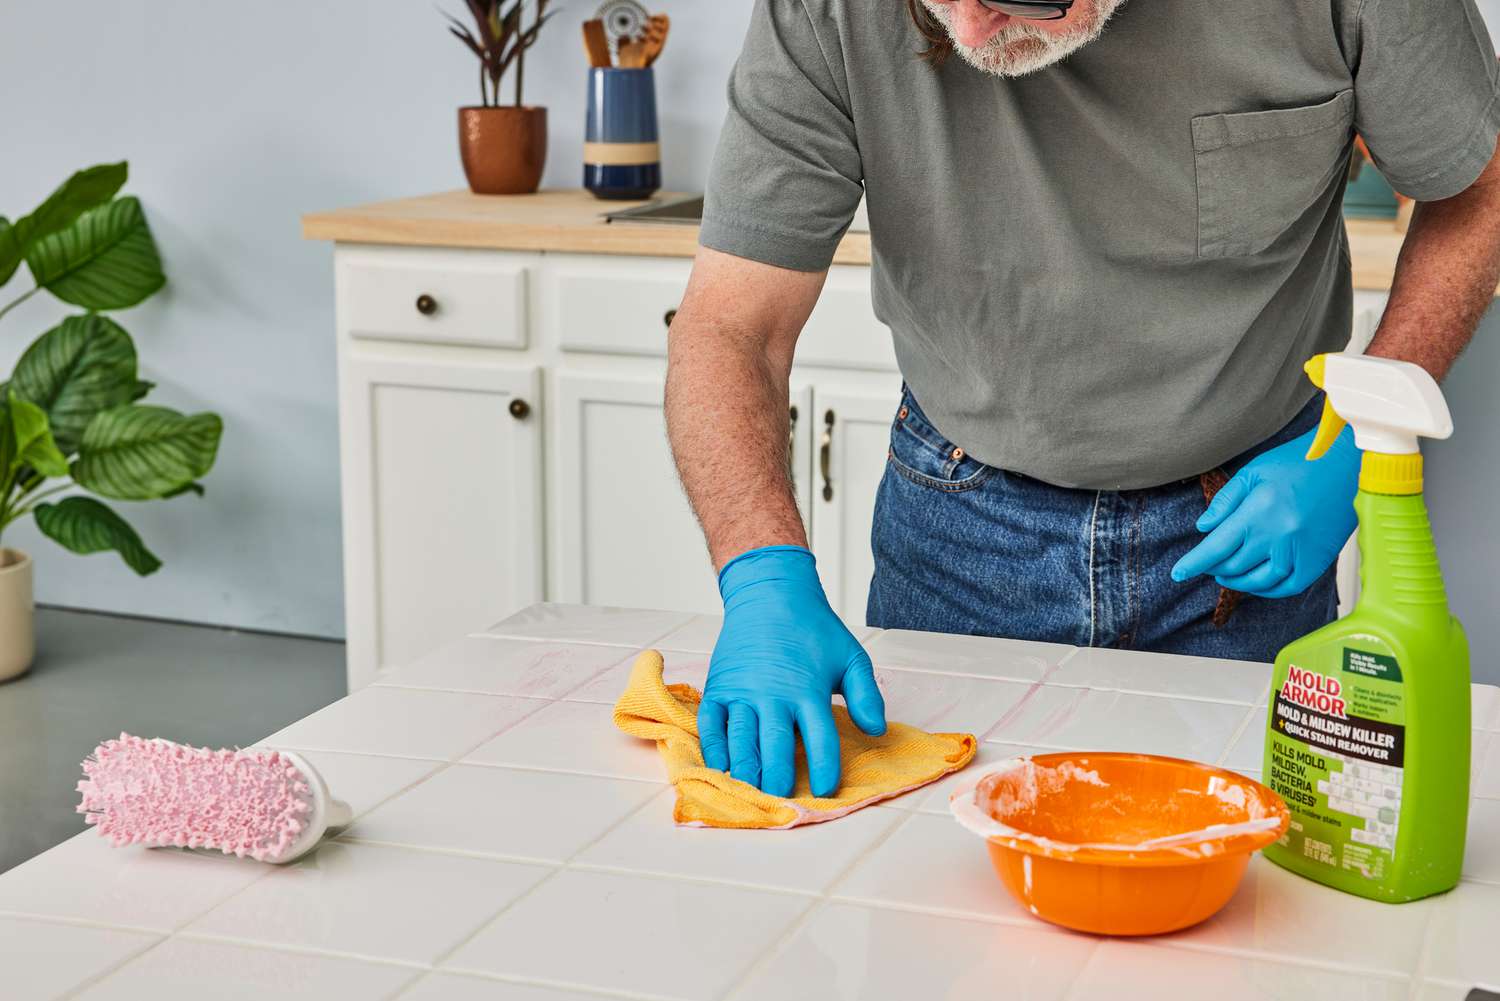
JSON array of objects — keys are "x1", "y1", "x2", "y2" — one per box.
[{"x1": 584, "y1": 67, "x2": 661, "y2": 200}]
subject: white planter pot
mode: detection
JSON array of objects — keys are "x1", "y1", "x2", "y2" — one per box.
[{"x1": 0, "y1": 548, "x2": 35, "y2": 683}]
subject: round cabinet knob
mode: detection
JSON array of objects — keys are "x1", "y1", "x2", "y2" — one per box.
[
  {"x1": 664, "y1": 308, "x2": 678, "y2": 329},
  {"x1": 509, "y1": 398, "x2": 531, "y2": 420},
  {"x1": 415, "y1": 294, "x2": 438, "y2": 316}
]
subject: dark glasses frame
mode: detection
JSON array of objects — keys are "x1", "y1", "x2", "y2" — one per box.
[{"x1": 975, "y1": 0, "x2": 1074, "y2": 19}]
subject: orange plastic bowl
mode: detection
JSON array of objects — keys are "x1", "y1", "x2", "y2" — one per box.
[{"x1": 950, "y1": 752, "x2": 1289, "y2": 936}]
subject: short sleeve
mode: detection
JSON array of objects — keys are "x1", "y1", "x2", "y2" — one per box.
[
  {"x1": 699, "y1": 0, "x2": 864, "y2": 272},
  {"x1": 1353, "y1": 0, "x2": 1500, "y2": 200}
]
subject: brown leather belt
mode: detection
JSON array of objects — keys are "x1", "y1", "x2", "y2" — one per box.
[{"x1": 1198, "y1": 469, "x2": 1243, "y2": 628}]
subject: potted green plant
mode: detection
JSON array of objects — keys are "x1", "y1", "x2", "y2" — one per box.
[
  {"x1": 446, "y1": 0, "x2": 556, "y2": 194},
  {"x1": 0, "y1": 162, "x2": 222, "y2": 683}
]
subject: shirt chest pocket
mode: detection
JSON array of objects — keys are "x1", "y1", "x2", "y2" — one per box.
[{"x1": 1191, "y1": 89, "x2": 1356, "y2": 260}]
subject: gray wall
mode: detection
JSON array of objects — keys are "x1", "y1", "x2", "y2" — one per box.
[
  {"x1": 1, "y1": 2, "x2": 1496, "y2": 684},
  {"x1": 0, "y1": 0, "x2": 754, "y2": 637},
  {"x1": 1427, "y1": 309, "x2": 1499, "y2": 687}
]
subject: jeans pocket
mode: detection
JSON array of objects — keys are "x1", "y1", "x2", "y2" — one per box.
[{"x1": 887, "y1": 389, "x2": 995, "y2": 492}]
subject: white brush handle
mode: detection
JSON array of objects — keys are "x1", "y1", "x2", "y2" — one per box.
[
  {"x1": 278, "y1": 751, "x2": 352, "y2": 863},
  {"x1": 325, "y1": 797, "x2": 353, "y2": 830}
]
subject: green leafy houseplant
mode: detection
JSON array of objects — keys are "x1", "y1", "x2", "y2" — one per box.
[
  {"x1": 446, "y1": 0, "x2": 555, "y2": 107},
  {"x1": 0, "y1": 162, "x2": 222, "y2": 575}
]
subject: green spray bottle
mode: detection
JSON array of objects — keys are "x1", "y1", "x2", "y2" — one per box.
[{"x1": 1261, "y1": 352, "x2": 1469, "y2": 902}]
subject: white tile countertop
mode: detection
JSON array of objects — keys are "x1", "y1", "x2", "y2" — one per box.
[{"x1": 4, "y1": 602, "x2": 1499, "y2": 1001}]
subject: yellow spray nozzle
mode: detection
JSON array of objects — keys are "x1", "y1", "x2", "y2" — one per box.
[
  {"x1": 1303, "y1": 355, "x2": 1346, "y2": 460},
  {"x1": 1303, "y1": 355, "x2": 1327, "y2": 389},
  {"x1": 1307, "y1": 402, "x2": 1348, "y2": 460}
]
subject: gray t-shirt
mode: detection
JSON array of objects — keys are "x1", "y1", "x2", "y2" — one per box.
[{"x1": 700, "y1": 0, "x2": 1500, "y2": 489}]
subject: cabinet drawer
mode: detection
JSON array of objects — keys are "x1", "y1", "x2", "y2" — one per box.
[
  {"x1": 337, "y1": 246, "x2": 531, "y2": 349},
  {"x1": 544, "y1": 254, "x2": 897, "y2": 371}
]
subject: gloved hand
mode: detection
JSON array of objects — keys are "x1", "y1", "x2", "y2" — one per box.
[
  {"x1": 1171, "y1": 425, "x2": 1360, "y2": 598},
  {"x1": 699, "y1": 545, "x2": 886, "y2": 798}
]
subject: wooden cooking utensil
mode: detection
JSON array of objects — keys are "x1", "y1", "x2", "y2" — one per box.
[
  {"x1": 582, "y1": 19, "x2": 613, "y2": 68},
  {"x1": 642, "y1": 13, "x2": 670, "y2": 66},
  {"x1": 618, "y1": 38, "x2": 647, "y2": 68}
]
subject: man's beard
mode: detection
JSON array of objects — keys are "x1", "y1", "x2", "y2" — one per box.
[{"x1": 921, "y1": 1, "x2": 1124, "y2": 77}]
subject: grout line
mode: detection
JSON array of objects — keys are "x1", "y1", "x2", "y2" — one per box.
[
  {"x1": 1213, "y1": 704, "x2": 1262, "y2": 768},
  {"x1": 0, "y1": 910, "x2": 163, "y2": 936},
  {"x1": 821, "y1": 893, "x2": 1053, "y2": 930},
  {"x1": 265, "y1": 686, "x2": 556, "y2": 762},
  {"x1": 979, "y1": 677, "x2": 1085, "y2": 744},
  {"x1": 331, "y1": 836, "x2": 568, "y2": 869},
  {"x1": 817, "y1": 807, "x2": 910, "y2": 898},
  {"x1": 1048, "y1": 684, "x2": 1264, "y2": 708},
  {"x1": 718, "y1": 807, "x2": 909, "y2": 1000},
  {"x1": 875, "y1": 653, "x2": 1266, "y2": 709},
  {"x1": 172, "y1": 930, "x2": 431, "y2": 969},
  {"x1": 54, "y1": 928, "x2": 168, "y2": 1001},
  {"x1": 429, "y1": 967, "x2": 688, "y2": 1001},
  {"x1": 381, "y1": 968, "x2": 431, "y2": 1001},
  {"x1": 449, "y1": 757, "x2": 666, "y2": 784},
  {"x1": 341, "y1": 764, "x2": 448, "y2": 823},
  {"x1": 717, "y1": 897, "x2": 824, "y2": 1001},
  {"x1": 260, "y1": 745, "x2": 451, "y2": 763},
  {"x1": 1152, "y1": 934, "x2": 1425, "y2": 982},
  {"x1": 367, "y1": 682, "x2": 559, "y2": 701},
  {"x1": 1056, "y1": 940, "x2": 1106, "y2": 1001},
  {"x1": 874, "y1": 660, "x2": 1052, "y2": 685},
  {"x1": 51, "y1": 846, "x2": 285, "y2": 1000},
  {"x1": 1405, "y1": 890, "x2": 1445, "y2": 1000},
  {"x1": 1459, "y1": 873, "x2": 1500, "y2": 887},
  {"x1": 1049, "y1": 646, "x2": 1085, "y2": 669},
  {"x1": 423, "y1": 780, "x2": 666, "y2": 973},
  {"x1": 565, "y1": 862, "x2": 822, "y2": 900}
]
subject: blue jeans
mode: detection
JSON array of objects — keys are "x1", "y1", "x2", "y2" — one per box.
[{"x1": 867, "y1": 387, "x2": 1338, "y2": 662}]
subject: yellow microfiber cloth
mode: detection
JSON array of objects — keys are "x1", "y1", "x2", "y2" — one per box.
[{"x1": 613, "y1": 650, "x2": 977, "y2": 829}]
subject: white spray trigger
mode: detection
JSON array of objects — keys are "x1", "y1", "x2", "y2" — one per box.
[{"x1": 1304, "y1": 353, "x2": 1452, "y2": 457}]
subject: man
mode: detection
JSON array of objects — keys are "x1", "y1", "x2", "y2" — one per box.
[{"x1": 664, "y1": 0, "x2": 1500, "y2": 797}]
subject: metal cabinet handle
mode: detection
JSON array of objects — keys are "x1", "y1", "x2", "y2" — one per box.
[
  {"x1": 787, "y1": 405, "x2": 799, "y2": 484},
  {"x1": 820, "y1": 409, "x2": 834, "y2": 502},
  {"x1": 415, "y1": 293, "x2": 438, "y2": 316},
  {"x1": 664, "y1": 308, "x2": 678, "y2": 329},
  {"x1": 509, "y1": 398, "x2": 531, "y2": 420}
]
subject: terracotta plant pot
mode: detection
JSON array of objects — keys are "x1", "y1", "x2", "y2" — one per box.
[
  {"x1": 459, "y1": 106, "x2": 548, "y2": 195},
  {"x1": 0, "y1": 548, "x2": 35, "y2": 684}
]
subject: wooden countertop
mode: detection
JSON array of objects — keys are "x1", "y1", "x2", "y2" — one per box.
[{"x1": 303, "y1": 188, "x2": 1412, "y2": 290}]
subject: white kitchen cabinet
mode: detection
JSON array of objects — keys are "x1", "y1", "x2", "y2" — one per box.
[
  {"x1": 331, "y1": 239, "x2": 900, "y2": 689},
  {"x1": 552, "y1": 371, "x2": 720, "y2": 613},
  {"x1": 550, "y1": 376, "x2": 838, "y2": 616},
  {"x1": 1350, "y1": 290, "x2": 1388, "y2": 354},
  {"x1": 339, "y1": 356, "x2": 543, "y2": 687},
  {"x1": 805, "y1": 384, "x2": 902, "y2": 624}
]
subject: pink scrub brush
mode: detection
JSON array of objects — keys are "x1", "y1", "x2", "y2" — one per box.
[{"x1": 77, "y1": 734, "x2": 353, "y2": 864}]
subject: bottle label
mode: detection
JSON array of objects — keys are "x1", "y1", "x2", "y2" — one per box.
[{"x1": 1265, "y1": 640, "x2": 1406, "y2": 880}]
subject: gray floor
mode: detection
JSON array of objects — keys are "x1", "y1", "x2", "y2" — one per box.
[{"x1": 0, "y1": 608, "x2": 345, "y2": 874}]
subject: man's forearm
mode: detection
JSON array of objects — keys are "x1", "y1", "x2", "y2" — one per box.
[
  {"x1": 665, "y1": 250, "x2": 826, "y2": 571},
  {"x1": 1367, "y1": 148, "x2": 1500, "y2": 377},
  {"x1": 666, "y1": 324, "x2": 805, "y2": 569}
]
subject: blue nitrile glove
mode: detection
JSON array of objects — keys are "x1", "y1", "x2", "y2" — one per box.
[
  {"x1": 1171, "y1": 425, "x2": 1361, "y2": 598},
  {"x1": 699, "y1": 545, "x2": 886, "y2": 798}
]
